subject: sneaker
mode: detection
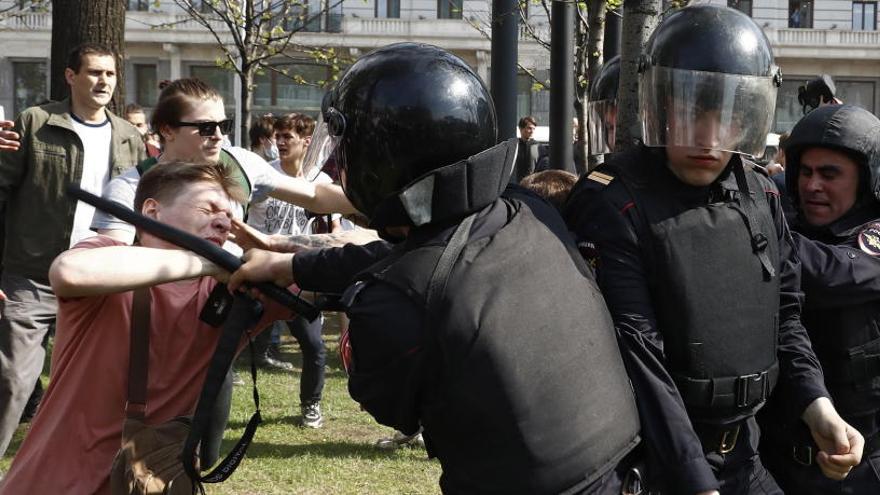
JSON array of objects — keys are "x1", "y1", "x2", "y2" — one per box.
[
  {"x1": 376, "y1": 430, "x2": 425, "y2": 450},
  {"x1": 301, "y1": 402, "x2": 323, "y2": 428},
  {"x1": 231, "y1": 370, "x2": 245, "y2": 386},
  {"x1": 256, "y1": 355, "x2": 294, "y2": 372},
  {"x1": 267, "y1": 343, "x2": 285, "y2": 360}
]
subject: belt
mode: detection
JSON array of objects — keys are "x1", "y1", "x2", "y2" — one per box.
[
  {"x1": 792, "y1": 432, "x2": 880, "y2": 467},
  {"x1": 694, "y1": 422, "x2": 743, "y2": 455},
  {"x1": 673, "y1": 363, "x2": 779, "y2": 409}
]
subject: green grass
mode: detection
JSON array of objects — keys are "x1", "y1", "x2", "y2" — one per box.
[{"x1": 1, "y1": 314, "x2": 442, "y2": 494}]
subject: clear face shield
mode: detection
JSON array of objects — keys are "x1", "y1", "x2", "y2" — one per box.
[
  {"x1": 587, "y1": 99, "x2": 618, "y2": 156},
  {"x1": 301, "y1": 110, "x2": 344, "y2": 182},
  {"x1": 640, "y1": 66, "x2": 779, "y2": 158}
]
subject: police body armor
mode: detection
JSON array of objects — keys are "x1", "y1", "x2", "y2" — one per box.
[
  {"x1": 802, "y1": 238, "x2": 880, "y2": 441},
  {"x1": 349, "y1": 142, "x2": 641, "y2": 494},
  {"x1": 613, "y1": 154, "x2": 780, "y2": 423}
]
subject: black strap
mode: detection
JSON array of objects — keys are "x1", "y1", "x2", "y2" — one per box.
[
  {"x1": 672, "y1": 362, "x2": 779, "y2": 409},
  {"x1": 823, "y1": 342, "x2": 880, "y2": 385},
  {"x1": 125, "y1": 287, "x2": 152, "y2": 419},
  {"x1": 732, "y1": 161, "x2": 776, "y2": 280},
  {"x1": 425, "y1": 214, "x2": 476, "y2": 312},
  {"x1": 182, "y1": 292, "x2": 265, "y2": 484}
]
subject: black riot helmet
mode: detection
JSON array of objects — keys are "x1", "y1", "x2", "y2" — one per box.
[
  {"x1": 587, "y1": 56, "x2": 620, "y2": 156},
  {"x1": 639, "y1": 4, "x2": 782, "y2": 157},
  {"x1": 301, "y1": 43, "x2": 499, "y2": 230},
  {"x1": 784, "y1": 104, "x2": 880, "y2": 211}
]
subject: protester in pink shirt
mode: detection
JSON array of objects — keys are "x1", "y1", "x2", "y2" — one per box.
[{"x1": 0, "y1": 161, "x2": 294, "y2": 494}]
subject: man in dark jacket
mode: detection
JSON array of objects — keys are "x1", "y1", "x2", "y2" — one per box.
[
  {"x1": 759, "y1": 104, "x2": 880, "y2": 493},
  {"x1": 230, "y1": 42, "x2": 644, "y2": 494}
]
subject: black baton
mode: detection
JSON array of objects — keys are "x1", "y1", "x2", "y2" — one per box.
[{"x1": 67, "y1": 185, "x2": 320, "y2": 321}]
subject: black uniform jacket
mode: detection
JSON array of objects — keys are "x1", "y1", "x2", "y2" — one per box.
[{"x1": 564, "y1": 146, "x2": 828, "y2": 493}]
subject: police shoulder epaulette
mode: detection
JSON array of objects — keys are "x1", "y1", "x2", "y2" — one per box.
[{"x1": 586, "y1": 170, "x2": 614, "y2": 185}]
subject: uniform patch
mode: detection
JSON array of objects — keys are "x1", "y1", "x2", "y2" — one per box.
[
  {"x1": 586, "y1": 171, "x2": 614, "y2": 185},
  {"x1": 858, "y1": 223, "x2": 880, "y2": 256}
]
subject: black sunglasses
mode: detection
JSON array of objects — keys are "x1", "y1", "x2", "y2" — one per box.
[{"x1": 175, "y1": 119, "x2": 234, "y2": 137}]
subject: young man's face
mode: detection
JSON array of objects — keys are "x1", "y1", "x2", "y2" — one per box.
[
  {"x1": 65, "y1": 54, "x2": 117, "y2": 112},
  {"x1": 520, "y1": 122, "x2": 536, "y2": 141},
  {"x1": 126, "y1": 111, "x2": 148, "y2": 136},
  {"x1": 665, "y1": 109, "x2": 733, "y2": 186},
  {"x1": 275, "y1": 128, "x2": 310, "y2": 164},
  {"x1": 162, "y1": 98, "x2": 226, "y2": 163},
  {"x1": 797, "y1": 147, "x2": 861, "y2": 226},
  {"x1": 143, "y1": 181, "x2": 234, "y2": 248}
]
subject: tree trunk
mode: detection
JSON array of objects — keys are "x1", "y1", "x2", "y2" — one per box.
[
  {"x1": 614, "y1": 0, "x2": 660, "y2": 152},
  {"x1": 571, "y1": 4, "x2": 592, "y2": 175},
  {"x1": 240, "y1": 69, "x2": 254, "y2": 150},
  {"x1": 586, "y1": 0, "x2": 606, "y2": 88},
  {"x1": 50, "y1": 0, "x2": 126, "y2": 113},
  {"x1": 583, "y1": 0, "x2": 606, "y2": 170}
]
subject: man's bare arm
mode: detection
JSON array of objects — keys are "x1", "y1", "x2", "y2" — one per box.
[
  {"x1": 50, "y1": 245, "x2": 224, "y2": 298},
  {"x1": 270, "y1": 175, "x2": 358, "y2": 214},
  {"x1": 230, "y1": 218, "x2": 379, "y2": 253}
]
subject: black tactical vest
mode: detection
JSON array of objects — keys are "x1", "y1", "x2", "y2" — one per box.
[
  {"x1": 617, "y1": 160, "x2": 780, "y2": 422},
  {"x1": 357, "y1": 195, "x2": 640, "y2": 494},
  {"x1": 803, "y1": 289, "x2": 880, "y2": 440}
]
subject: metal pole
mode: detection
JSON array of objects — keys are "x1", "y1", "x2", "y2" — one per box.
[
  {"x1": 604, "y1": 8, "x2": 623, "y2": 60},
  {"x1": 549, "y1": 0, "x2": 574, "y2": 172},
  {"x1": 491, "y1": 0, "x2": 519, "y2": 142}
]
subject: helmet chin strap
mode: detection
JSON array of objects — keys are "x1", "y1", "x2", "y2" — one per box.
[{"x1": 369, "y1": 139, "x2": 518, "y2": 231}]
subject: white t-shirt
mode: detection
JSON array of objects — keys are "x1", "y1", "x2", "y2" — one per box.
[
  {"x1": 70, "y1": 116, "x2": 112, "y2": 247},
  {"x1": 89, "y1": 147, "x2": 281, "y2": 247},
  {"x1": 245, "y1": 160, "x2": 336, "y2": 236}
]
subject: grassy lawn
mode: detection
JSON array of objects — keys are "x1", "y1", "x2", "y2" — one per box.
[{"x1": 1, "y1": 313, "x2": 442, "y2": 494}]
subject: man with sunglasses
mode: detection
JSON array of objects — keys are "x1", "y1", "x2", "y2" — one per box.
[
  {"x1": 91, "y1": 78, "x2": 355, "y2": 251},
  {"x1": 0, "y1": 43, "x2": 147, "y2": 461}
]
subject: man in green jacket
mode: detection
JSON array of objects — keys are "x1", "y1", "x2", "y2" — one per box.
[{"x1": 0, "y1": 42, "x2": 145, "y2": 459}]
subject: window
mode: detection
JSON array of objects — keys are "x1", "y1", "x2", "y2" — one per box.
[
  {"x1": 789, "y1": 1, "x2": 813, "y2": 28},
  {"x1": 197, "y1": 0, "x2": 214, "y2": 14},
  {"x1": 289, "y1": 1, "x2": 322, "y2": 32},
  {"x1": 728, "y1": 0, "x2": 752, "y2": 17},
  {"x1": 771, "y1": 78, "x2": 879, "y2": 133},
  {"x1": 190, "y1": 66, "x2": 233, "y2": 106},
  {"x1": 376, "y1": 0, "x2": 401, "y2": 18},
  {"x1": 853, "y1": 2, "x2": 878, "y2": 31},
  {"x1": 836, "y1": 80, "x2": 876, "y2": 113},
  {"x1": 127, "y1": 0, "x2": 150, "y2": 11},
  {"x1": 13, "y1": 61, "x2": 47, "y2": 116},
  {"x1": 438, "y1": 0, "x2": 463, "y2": 19},
  {"x1": 517, "y1": 72, "x2": 550, "y2": 125},
  {"x1": 773, "y1": 79, "x2": 804, "y2": 133},
  {"x1": 251, "y1": 63, "x2": 331, "y2": 116},
  {"x1": 134, "y1": 64, "x2": 157, "y2": 108}
]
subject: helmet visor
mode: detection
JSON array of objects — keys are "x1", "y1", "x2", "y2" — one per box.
[
  {"x1": 587, "y1": 99, "x2": 618, "y2": 156},
  {"x1": 640, "y1": 66, "x2": 778, "y2": 157},
  {"x1": 301, "y1": 112, "x2": 342, "y2": 182}
]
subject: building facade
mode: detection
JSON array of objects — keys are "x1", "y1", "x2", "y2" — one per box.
[{"x1": 0, "y1": 0, "x2": 877, "y2": 137}]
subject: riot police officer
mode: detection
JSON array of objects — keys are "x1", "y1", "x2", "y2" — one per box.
[
  {"x1": 587, "y1": 55, "x2": 620, "y2": 158},
  {"x1": 759, "y1": 104, "x2": 880, "y2": 493},
  {"x1": 564, "y1": 5, "x2": 863, "y2": 494},
  {"x1": 230, "y1": 42, "x2": 643, "y2": 494}
]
